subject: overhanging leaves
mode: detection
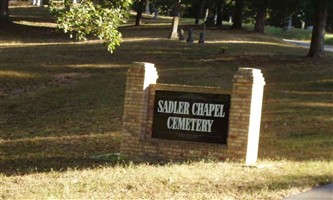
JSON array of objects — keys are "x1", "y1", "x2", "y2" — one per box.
[{"x1": 50, "y1": 0, "x2": 132, "y2": 53}]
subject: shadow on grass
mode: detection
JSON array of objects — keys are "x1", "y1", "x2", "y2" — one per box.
[
  {"x1": 0, "y1": 157, "x2": 117, "y2": 175},
  {"x1": 0, "y1": 21, "x2": 71, "y2": 43},
  {"x1": 0, "y1": 133, "x2": 122, "y2": 176},
  {"x1": 1, "y1": 71, "x2": 126, "y2": 139},
  {"x1": 9, "y1": 6, "x2": 56, "y2": 23}
]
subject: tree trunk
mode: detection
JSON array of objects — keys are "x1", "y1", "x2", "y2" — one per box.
[
  {"x1": 254, "y1": 5, "x2": 266, "y2": 33},
  {"x1": 195, "y1": 0, "x2": 205, "y2": 25},
  {"x1": 135, "y1": 0, "x2": 144, "y2": 26},
  {"x1": 231, "y1": 0, "x2": 243, "y2": 29},
  {"x1": 307, "y1": 0, "x2": 328, "y2": 57},
  {"x1": 205, "y1": 9, "x2": 215, "y2": 26},
  {"x1": 0, "y1": 0, "x2": 9, "y2": 23},
  {"x1": 215, "y1": 0, "x2": 223, "y2": 26}
]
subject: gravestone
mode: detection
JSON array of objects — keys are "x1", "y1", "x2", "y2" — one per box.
[
  {"x1": 168, "y1": 17, "x2": 179, "y2": 39},
  {"x1": 153, "y1": 9, "x2": 159, "y2": 19},
  {"x1": 301, "y1": 21, "x2": 305, "y2": 29},
  {"x1": 198, "y1": 32, "x2": 205, "y2": 43},
  {"x1": 179, "y1": 29, "x2": 185, "y2": 41},
  {"x1": 283, "y1": 16, "x2": 292, "y2": 31},
  {"x1": 186, "y1": 29, "x2": 194, "y2": 43},
  {"x1": 229, "y1": 16, "x2": 232, "y2": 24},
  {"x1": 145, "y1": 0, "x2": 150, "y2": 14},
  {"x1": 32, "y1": 0, "x2": 43, "y2": 6}
]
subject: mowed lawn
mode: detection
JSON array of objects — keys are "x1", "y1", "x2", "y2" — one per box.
[{"x1": 0, "y1": 5, "x2": 332, "y2": 199}]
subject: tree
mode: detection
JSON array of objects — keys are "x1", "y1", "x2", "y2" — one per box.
[
  {"x1": 135, "y1": 0, "x2": 144, "y2": 26},
  {"x1": 253, "y1": 0, "x2": 267, "y2": 33},
  {"x1": 0, "y1": 0, "x2": 9, "y2": 23},
  {"x1": 231, "y1": 0, "x2": 243, "y2": 29},
  {"x1": 195, "y1": 0, "x2": 205, "y2": 25},
  {"x1": 215, "y1": 0, "x2": 224, "y2": 26},
  {"x1": 51, "y1": 0, "x2": 132, "y2": 53},
  {"x1": 326, "y1": 4, "x2": 332, "y2": 32},
  {"x1": 307, "y1": 0, "x2": 329, "y2": 57},
  {"x1": 267, "y1": 0, "x2": 301, "y2": 28}
]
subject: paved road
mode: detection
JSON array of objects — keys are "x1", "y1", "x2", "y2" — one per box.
[
  {"x1": 283, "y1": 39, "x2": 333, "y2": 52},
  {"x1": 283, "y1": 183, "x2": 333, "y2": 200}
]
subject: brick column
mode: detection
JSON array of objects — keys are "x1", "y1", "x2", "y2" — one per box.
[
  {"x1": 228, "y1": 68, "x2": 265, "y2": 165},
  {"x1": 120, "y1": 63, "x2": 158, "y2": 156}
]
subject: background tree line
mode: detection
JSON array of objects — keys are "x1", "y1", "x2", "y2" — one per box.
[
  {"x1": 133, "y1": 0, "x2": 331, "y2": 57},
  {"x1": 132, "y1": 0, "x2": 332, "y2": 33},
  {"x1": 1, "y1": 0, "x2": 331, "y2": 57}
]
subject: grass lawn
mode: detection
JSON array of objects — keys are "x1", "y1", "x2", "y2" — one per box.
[
  {"x1": 252, "y1": 25, "x2": 333, "y2": 46},
  {"x1": 0, "y1": 5, "x2": 332, "y2": 199}
]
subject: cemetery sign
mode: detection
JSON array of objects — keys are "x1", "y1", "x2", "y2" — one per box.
[
  {"x1": 152, "y1": 90, "x2": 230, "y2": 144},
  {"x1": 121, "y1": 63, "x2": 265, "y2": 165}
]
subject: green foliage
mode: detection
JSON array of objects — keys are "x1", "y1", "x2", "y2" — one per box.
[
  {"x1": 265, "y1": 26, "x2": 313, "y2": 40},
  {"x1": 50, "y1": 0, "x2": 132, "y2": 53}
]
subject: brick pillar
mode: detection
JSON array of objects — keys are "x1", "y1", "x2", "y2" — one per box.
[
  {"x1": 120, "y1": 63, "x2": 158, "y2": 156},
  {"x1": 228, "y1": 68, "x2": 265, "y2": 165}
]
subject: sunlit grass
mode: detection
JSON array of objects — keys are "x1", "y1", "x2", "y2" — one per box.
[
  {"x1": 0, "y1": 160, "x2": 332, "y2": 199},
  {"x1": 289, "y1": 101, "x2": 333, "y2": 108},
  {"x1": 0, "y1": 40, "x2": 101, "y2": 47},
  {"x1": 0, "y1": 70, "x2": 38, "y2": 79},
  {"x1": 14, "y1": 20, "x2": 57, "y2": 28},
  {"x1": 206, "y1": 40, "x2": 293, "y2": 47}
]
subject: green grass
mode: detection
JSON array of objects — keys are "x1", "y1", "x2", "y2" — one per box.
[
  {"x1": 243, "y1": 24, "x2": 333, "y2": 45},
  {"x1": 265, "y1": 26, "x2": 313, "y2": 40},
  {"x1": 0, "y1": 5, "x2": 333, "y2": 199},
  {"x1": 264, "y1": 25, "x2": 333, "y2": 45}
]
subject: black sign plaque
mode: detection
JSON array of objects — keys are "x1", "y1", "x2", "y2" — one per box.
[{"x1": 152, "y1": 90, "x2": 230, "y2": 144}]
